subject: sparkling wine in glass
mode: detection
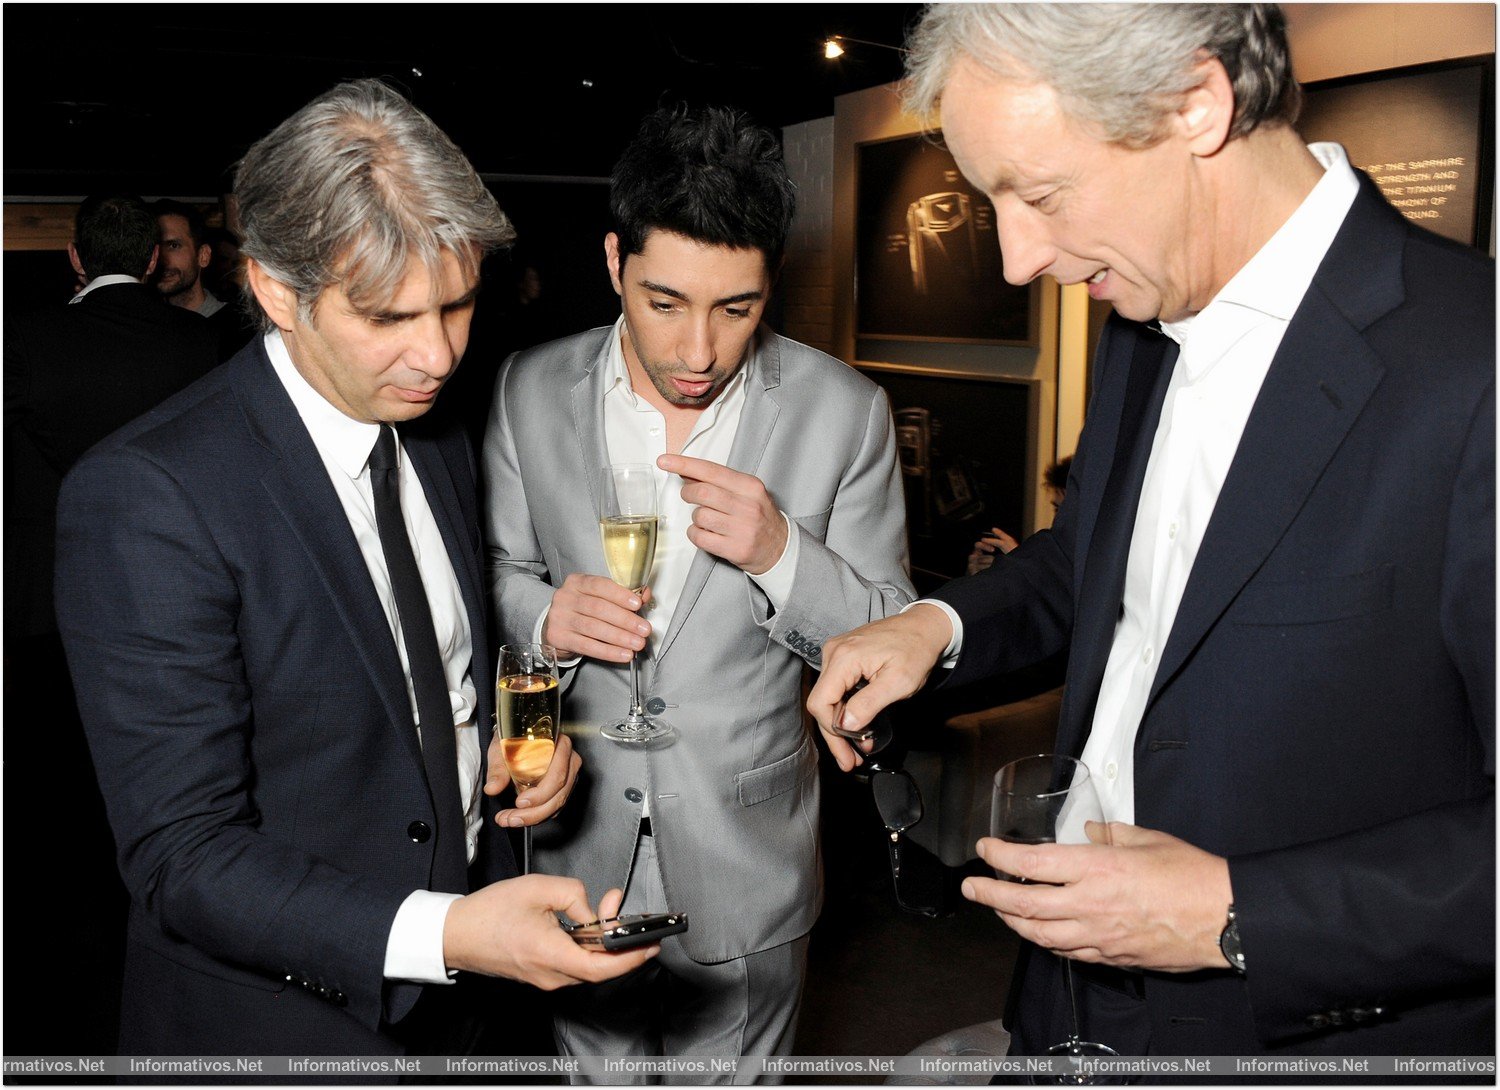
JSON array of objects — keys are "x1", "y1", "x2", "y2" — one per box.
[
  {"x1": 992, "y1": 754, "x2": 1118, "y2": 1085},
  {"x1": 497, "y1": 643, "x2": 560, "y2": 874},
  {"x1": 598, "y1": 464, "x2": 672, "y2": 743}
]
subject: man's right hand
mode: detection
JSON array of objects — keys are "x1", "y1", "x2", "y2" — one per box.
[
  {"x1": 443, "y1": 876, "x2": 655, "y2": 989},
  {"x1": 806, "y1": 604, "x2": 954, "y2": 771},
  {"x1": 542, "y1": 574, "x2": 652, "y2": 663}
]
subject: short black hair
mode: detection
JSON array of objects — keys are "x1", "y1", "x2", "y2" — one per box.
[
  {"x1": 610, "y1": 104, "x2": 796, "y2": 272},
  {"x1": 1044, "y1": 455, "x2": 1073, "y2": 494},
  {"x1": 73, "y1": 194, "x2": 158, "y2": 279},
  {"x1": 150, "y1": 198, "x2": 209, "y2": 250}
]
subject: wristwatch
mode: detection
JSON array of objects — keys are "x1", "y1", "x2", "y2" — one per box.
[{"x1": 1220, "y1": 904, "x2": 1247, "y2": 974}]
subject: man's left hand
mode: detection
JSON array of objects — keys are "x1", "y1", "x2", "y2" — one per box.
[
  {"x1": 963, "y1": 823, "x2": 1233, "y2": 973},
  {"x1": 659, "y1": 453, "x2": 788, "y2": 575},
  {"x1": 485, "y1": 732, "x2": 582, "y2": 828}
]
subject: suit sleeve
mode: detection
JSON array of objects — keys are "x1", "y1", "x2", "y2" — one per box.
[
  {"x1": 482, "y1": 355, "x2": 560, "y2": 652},
  {"x1": 55, "y1": 447, "x2": 416, "y2": 1033},
  {"x1": 929, "y1": 512, "x2": 1078, "y2": 688},
  {"x1": 1231, "y1": 378, "x2": 1495, "y2": 1043},
  {"x1": 746, "y1": 384, "x2": 916, "y2": 665}
]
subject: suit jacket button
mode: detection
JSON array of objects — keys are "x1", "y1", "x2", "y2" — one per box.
[
  {"x1": 331, "y1": 991, "x2": 348, "y2": 1007},
  {"x1": 624, "y1": 789, "x2": 643, "y2": 804},
  {"x1": 408, "y1": 821, "x2": 431, "y2": 843},
  {"x1": 1306, "y1": 1013, "x2": 1330, "y2": 1029},
  {"x1": 645, "y1": 697, "x2": 667, "y2": 715}
]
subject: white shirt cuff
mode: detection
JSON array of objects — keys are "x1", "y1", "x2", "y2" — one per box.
[
  {"x1": 383, "y1": 889, "x2": 463, "y2": 984},
  {"x1": 748, "y1": 512, "x2": 799, "y2": 610},
  {"x1": 906, "y1": 598, "x2": 963, "y2": 667},
  {"x1": 534, "y1": 606, "x2": 582, "y2": 669}
]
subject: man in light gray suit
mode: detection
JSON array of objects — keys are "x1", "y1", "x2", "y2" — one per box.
[{"x1": 483, "y1": 105, "x2": 914, "y2": 1080}]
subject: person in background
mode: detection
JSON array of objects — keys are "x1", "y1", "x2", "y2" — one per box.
[
  {"x1": 484, "y1": 104, "x2": 914, "y2": 1081},
  {"x1": 151, "y1": 197, "x2": 254, "y2": 360},
  {"x1": 966, "y1": 455, "x2": 1072, "y2": 574},
  {"x1": 55, "y1": 79, "x2": 654, "y2": 1059},
  {"x1": 3, "y1": 192, "x2": 220, "y2": 1056},
  {"x1": 812, "y1": 2, "x2": 1492, "y2": 1060}
]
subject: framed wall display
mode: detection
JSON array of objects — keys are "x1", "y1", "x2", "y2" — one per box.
[
  {"x1": 1299, "y1": 55, "x2": 1494, "y2": 249},
  {"x1": 861, "y1": 366, "x2": 1036, "y2": 592},
  {"x1": 856, "y1": 132, "x2": 1037, "y2": 345}
]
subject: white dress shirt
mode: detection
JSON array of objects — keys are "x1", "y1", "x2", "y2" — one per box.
[
  {"x1": 265, "y1": 330, "x2": 481, "y2": 984},
  {"x1": 933, "y1": 143, "x2": 1360, "y2": 824}
]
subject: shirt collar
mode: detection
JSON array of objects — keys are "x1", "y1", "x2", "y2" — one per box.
[
  {"x1": 1160, "y1": 142, "x2": 1360, "y2": 351},
  {"x1": 264, "y1": 328, "x2": 383, "y2": 478},
  {"x1": 603, "y1": 314, "x2": 753, "y2": 424},
  {"x1": 71, "y1": 273, "x2": 143, "y2": 302}
]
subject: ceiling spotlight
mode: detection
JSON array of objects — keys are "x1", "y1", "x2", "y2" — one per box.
[
  {"x1": 410, "y1": 67, "x2": 423, "y2": 79},
  {"x1": 581, "y1": 78, "x2": 594, "y2": 88},
  {"x1": 823, "y1": 38, "x2": 845, "y2": 60}
]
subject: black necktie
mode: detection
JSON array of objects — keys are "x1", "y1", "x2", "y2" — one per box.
[{"x1": 368, "y1": 426, "x2": 469, "y2": 894}]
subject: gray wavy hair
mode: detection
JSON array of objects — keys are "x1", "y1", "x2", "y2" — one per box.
[
  {"x1": 235, "y1": 78, "x2": 515, "y2": 331},
  {"x1": 904, "y1": 4, "x2": 1302, "y2": 148}
]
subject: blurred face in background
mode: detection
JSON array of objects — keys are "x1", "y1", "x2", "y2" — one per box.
[{"x1": 154, "y1": 213, "x2": 210, "y2": 303}]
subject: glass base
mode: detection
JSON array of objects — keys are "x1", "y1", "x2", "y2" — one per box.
[
  {"x1": 1033, "y1": 1040, "x2": 1121, "y2": 1086},
  {"x1": 600, "y1": 714, "x2": 674, "y2": 744}
]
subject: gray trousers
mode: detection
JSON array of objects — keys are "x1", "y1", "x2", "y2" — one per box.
[{"x1": 552, "y1": 831, "x2": 809, "y2": 1085}]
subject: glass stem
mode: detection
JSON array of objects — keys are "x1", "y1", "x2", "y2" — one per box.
[
  {"x1": 628, "y1": 653, "x2": 645, "y2": 720},
  {"x1": 1062, "y1": 960, "x2": 1083, "y2": 1044},
  {"x1": 521, "y1": 825, "x2": 532, "y2": 876}
]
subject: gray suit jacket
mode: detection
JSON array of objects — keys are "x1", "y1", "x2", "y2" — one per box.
[{"x1": 484, "y1": 325, "x2": 914, "y2": 963}]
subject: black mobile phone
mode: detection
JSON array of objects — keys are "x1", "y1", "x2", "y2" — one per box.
[{"x1": 564, "y1": 912, "x2": 689, "y2": 951}]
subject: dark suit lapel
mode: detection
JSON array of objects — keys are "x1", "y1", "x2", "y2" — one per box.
[
  {"x1": 1147, "y1": 289, "x2": 1385, "y2": 706},
  {"x1": 656, "y1": 331, "x2": 782, "y2": 664},
  {"x1": 232, "y1": 346, "x2": 425, "y2": 772},
  {"x1": 1145, "y1": 176, "x2": 1402, "y2": 708},
  {"x1": 1059, "y1": 328, "x2": 1177, "y2": 755}
]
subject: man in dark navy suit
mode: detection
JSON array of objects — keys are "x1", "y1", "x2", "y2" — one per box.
[
  {"x1": 55, "y1": 80, "x2": 654, "y2": 1061},
  {"x1": 812, "y1": 3, "x2": 1492, "y2": 1063}
]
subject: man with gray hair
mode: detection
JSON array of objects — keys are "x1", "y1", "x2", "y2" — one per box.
[
  {"x1": 56, "y1": 79, "x2": 655, "y2": 1059},
  {"x1": 813, "y1": 3, "x2": 1492, "y2": 1060}
]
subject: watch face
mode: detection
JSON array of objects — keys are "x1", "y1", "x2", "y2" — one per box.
[{"x1": 1220, "y1": 911, "x2": 1246, "y2": 972}]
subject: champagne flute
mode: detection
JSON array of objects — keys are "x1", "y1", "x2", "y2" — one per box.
[
  {"x1": 598, "y1": 464, "x2": 673, "y2": 743},
  {"x1": 991, "y1": 754, "x2": 1118, "y2": 1085},
  {"x1": 496, "y1": 643, "x2": 560, "y2": 874}
]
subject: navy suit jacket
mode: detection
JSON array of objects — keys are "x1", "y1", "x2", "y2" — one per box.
[
  {"x1": 55, "y1": 339, "x2": 516, "y2": 1055},
  {"x1": 934, "y1": 176, "x2": 1494, "y2": 1053}
]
